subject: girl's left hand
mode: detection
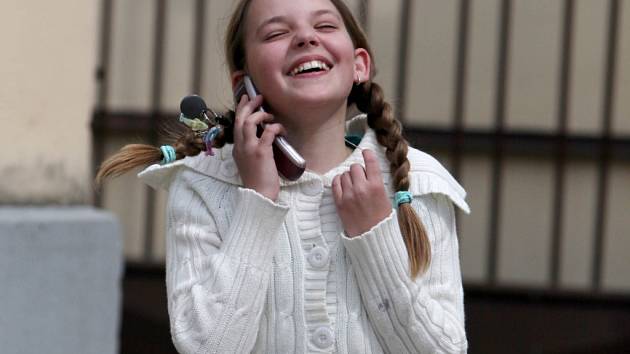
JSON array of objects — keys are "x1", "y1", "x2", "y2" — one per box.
[{"x1": 332, "y1": 149, "x2": 393, "y2": 237}]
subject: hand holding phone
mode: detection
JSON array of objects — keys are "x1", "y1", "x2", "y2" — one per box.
[{"x1": 233, "y1": 76, "x2": 306, "y2": 181}]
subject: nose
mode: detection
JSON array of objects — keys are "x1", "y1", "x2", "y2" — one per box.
[{"x1": 294, "y1": 28, "x2": 320, "y2": 48}]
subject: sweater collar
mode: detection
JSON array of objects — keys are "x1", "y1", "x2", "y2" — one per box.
[
  {"x1": 137, "y1": 114, "x2": 470, "y2": 213},
  {"x1": 180, "y1": 114, "x2": 385, "y2": 188}
]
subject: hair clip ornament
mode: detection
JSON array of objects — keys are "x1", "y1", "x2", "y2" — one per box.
[
  {"x1": 394, "y1": 191, "x2": 412, "y2": 207},
  {"x1": 179, "y1": 114, "x2": 209, "y2": 132},
  {"x1": 203, "y1": 126, "x2": 221, "y2": 156}
]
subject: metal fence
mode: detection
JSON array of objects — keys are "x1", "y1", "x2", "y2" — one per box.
[{"x1": 92, "y1": 0, "x2": 630, "y2": 295}]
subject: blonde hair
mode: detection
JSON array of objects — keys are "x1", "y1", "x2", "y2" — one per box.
[{"x1": 97, "y1": 0, "x2": 431, "y2": 277}]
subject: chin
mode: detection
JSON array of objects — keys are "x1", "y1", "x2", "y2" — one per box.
[
  {"x1": 289, "y1": 84, "x2": 352, "y2": 104},
  {"x1": 292, "y1": 93, "x2": 346, "y2": 108}
]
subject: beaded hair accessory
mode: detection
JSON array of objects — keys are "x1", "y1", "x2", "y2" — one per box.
[
  {"x1": 178, "y1": 95, "x2": 232, "y2": 157},
  {"x1": 158, "y1": 97, "x2": 232, "y2": 165}
]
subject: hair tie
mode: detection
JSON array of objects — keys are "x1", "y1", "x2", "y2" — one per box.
[
  {"x1": 394, "y1": 191, "x2": 412, "y2": 207},
  {"x1": 160, "y1": 145, "x2": 176, "y2": 165}
]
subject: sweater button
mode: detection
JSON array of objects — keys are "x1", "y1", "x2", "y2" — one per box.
[
  {"x1": 301, "y1": 179, "x2": 322, "y2": 196},
  {"x1": 312, "y1": 326, "x2": 334, "y2": 349},
  {"x1": 307, "y1": 247, "x2": 329, "y2": 268}
]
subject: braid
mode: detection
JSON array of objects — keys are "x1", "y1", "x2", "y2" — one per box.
[
  {"x1": 353, "y1": 81, "x2": 431, "y2": 278},
  {"x1": 95, "y1": 110, "x2": 235, "y2": 186}
]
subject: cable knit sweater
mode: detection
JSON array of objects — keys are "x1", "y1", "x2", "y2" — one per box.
[{"x1": 138, "y1": 115, "x2": 470, "y2": 354}]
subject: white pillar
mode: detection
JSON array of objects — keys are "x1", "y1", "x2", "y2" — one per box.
[{"x1": 0, "y1": 0, "x2": 98, "y2": 204}]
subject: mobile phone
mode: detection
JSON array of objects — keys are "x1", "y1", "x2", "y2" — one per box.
[{"x1": 233, "y1": 75, "x2": 306, "y2": 181}]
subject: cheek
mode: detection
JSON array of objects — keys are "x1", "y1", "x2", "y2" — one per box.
[
  {"x1": 336, "y1": 47, "x2": 359, "y2": 80},
  {"x1": 328, "y1": 36, "x2": 358, "y2": 73},
  {"x1": 246, "y1": 44, "x2": 285, "y2": 78}
]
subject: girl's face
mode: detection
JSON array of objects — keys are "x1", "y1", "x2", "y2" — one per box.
[{"x1": 235, "y1": 0, "x2": 370, "y2": 119}]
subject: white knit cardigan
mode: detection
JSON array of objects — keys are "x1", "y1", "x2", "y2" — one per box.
[{"x1": 139, "y1": 115, "x2": 470, "y2": 354}]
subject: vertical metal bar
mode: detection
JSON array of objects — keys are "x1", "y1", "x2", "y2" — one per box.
[
  {"x1": 358, "y1": 0, "x2": 369, "y2": 34},
  {"x1": 592, "y1": 0, "x2": 620, "y2": 291},
  {"x1": 550, "y1": 0, "x2": 574, "y2": 289},
  {"x1": 144, "y1": 0, "x2": 167, "y2": 262},
  {"x1": 395, "y1": 0, "x2": 413, "y2": 124},
  {"x1": 96, "y1": 0, "x2": 113, "y2": 110},
  {"x1": 487, "y1": 0, "x2": 512, "y2": 285},
  {"x1": 192, "y1": 0, "x2": 207, "y2": 94},
  {"x1": 92, "y1": 0, "x2": 114, "y2": 208},
  {"x1": 451, "y1": 0, "x2": 471, "y2": 181},
  {"x1": 91, "y1": 115, "x2": 106, "y2": 208}
]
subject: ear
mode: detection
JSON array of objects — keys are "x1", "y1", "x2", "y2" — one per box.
[
  {"x1": 230, "y1": 70, "x2": 246, "y2": 91},
  {"x1": 353, "y1": 48, "x2": 371, "y2": 83}
]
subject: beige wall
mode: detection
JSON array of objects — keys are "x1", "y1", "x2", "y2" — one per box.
[{"x1": 0, "y1": 0, "x2": 98, "y2": 204}]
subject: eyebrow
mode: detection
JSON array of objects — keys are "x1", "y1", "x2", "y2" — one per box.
[{"x1": 256, "y1": 9, "x2": 342, "y2": 34}]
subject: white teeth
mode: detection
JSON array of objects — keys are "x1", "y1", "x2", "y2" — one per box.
[{"x1": 290, "y1": 60, "x2": 330, "y2": 76}]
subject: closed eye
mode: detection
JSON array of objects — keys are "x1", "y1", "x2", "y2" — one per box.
[
  {"x1": 316, "y1": 24, "x2": 337, "y2": 31},
  {"x1": 265, "y1": 31, "x2": 288, "y2": 40}
]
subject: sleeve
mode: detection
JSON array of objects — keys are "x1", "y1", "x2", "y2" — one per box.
[
  {"x1": 164, "y1": 177, "x2": 290, "y2": 354},
  {"x1": 341, "y1": 193, "x2": 468, "y2": 354}
]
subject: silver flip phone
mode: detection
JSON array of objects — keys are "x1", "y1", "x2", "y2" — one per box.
[{"x1": 233, "y1": 75, "x2": 306, "y2": 181}]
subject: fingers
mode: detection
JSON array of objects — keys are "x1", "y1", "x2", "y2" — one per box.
[
  {"x1": 242, "y1": 112, "x2": 274, "y2": 143},
  {"x1": 332, "y1": 172, "x2": 353, "y2": 205},
  {"x1": 362, "y1": 149, "x2": 383, "y2": 182},
  {"x1": 340, "y1": 171, "x2": 353, "y2": 193},
  {"x1": 332, "y1": 175, "x2": 342, "y2": 202},
  {"x1": 259, "y1": 123, "x2": 287, "y2": 147},
  {"x1": 334, "y1": 151, "x2": 384, "y2": 206},
  {"x1": 234, "y1": 95, "x2": 265, "y2": 144},
  {"x1": 234, "y1": 94, "x2": 276, "y2": 145},
  {"x1": 349, "y1": 163, "x2": 367, "y2": 184}
]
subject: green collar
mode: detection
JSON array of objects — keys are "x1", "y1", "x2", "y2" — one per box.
[{"x1": 344, "y1": 134, "x2": 362, "y2": 150}]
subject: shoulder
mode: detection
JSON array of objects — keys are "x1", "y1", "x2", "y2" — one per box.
[
  {"x1": 137, "y1": 145, "x2": 243, "y2": 191},
  {"x1": 357, "y1": 119, "x2": 470, "y2": 214},
  {"x1": 137, "y1": 159, "x2": 185, "y2": 190},
  {"x1": 405, "y1": 146, "x2": 470, "y2": 214}
]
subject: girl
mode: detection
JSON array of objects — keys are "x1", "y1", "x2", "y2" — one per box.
[{"x1": 98, "y1": 0, "x2": 470, "y2": 352}]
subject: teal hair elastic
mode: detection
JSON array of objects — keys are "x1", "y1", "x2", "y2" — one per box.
[
  {"x1": 394, "y1": 191, "x2": 413, "y2": 207},
  {"x1": 160, "y1": 145, "x2": 176, "y2": 165}
]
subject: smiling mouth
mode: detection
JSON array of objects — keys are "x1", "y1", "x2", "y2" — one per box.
[{"x1": 288, "y1": 60, "x2": 333, "y2": 77}]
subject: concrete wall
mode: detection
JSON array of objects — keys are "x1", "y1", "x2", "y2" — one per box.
[{"x1": 0, "y1": 208, "x2": 122, "y2": 354}]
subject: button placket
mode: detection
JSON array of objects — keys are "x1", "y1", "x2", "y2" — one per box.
[{"x1": 296, "y1": 176, "x2": 336, "y2": 346}]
